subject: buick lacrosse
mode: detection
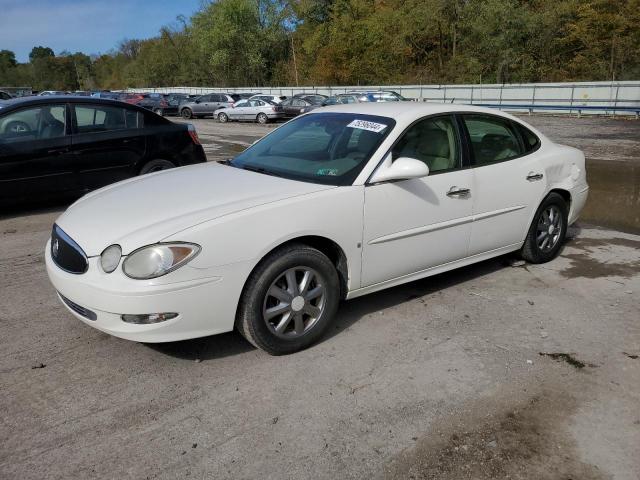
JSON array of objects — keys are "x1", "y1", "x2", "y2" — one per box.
[{"x1": 46, "y1": 103, "x2": 588, "y2": 355}]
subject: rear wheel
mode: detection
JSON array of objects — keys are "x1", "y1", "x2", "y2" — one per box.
[
  {"x1": 521, "y1": 192, "x2": 568, "y2": 263},
  {"x1": 139, "y1": 159, "x2": 176, "y2": 175},
  {"x1": 181, "y1": 108, "x2": 193, "y2": 119},
  {"x1": 218, "y1": 112, "x2": 229, "y2": 123},
  {"x1": 236, "y1": 244, "x2": 340, "y2": 355},
  {"x1": 257, "y1": 113, "x2": 269, "y2": 124}
]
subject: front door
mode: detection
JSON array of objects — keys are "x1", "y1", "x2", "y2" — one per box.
[
  {"x1": 460, "y1": 114, "x2": 546, "y2": 256},
  {"x1": 361, "y1": 114, "x2": 474, "y2": 286},
  {"x1": 0, "y1": 104, "x2": 77, "y2": 201}
]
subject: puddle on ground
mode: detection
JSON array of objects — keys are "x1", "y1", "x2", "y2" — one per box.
[
  {"x1": 560, "y1": 235, "x2": 640, "y2": 279},
  {"x1": 581, "y1": 159, "x2": 639, "y2": 234},
  {"x1": 381, "y1": 387, "x2": 608, "y2": 480}
]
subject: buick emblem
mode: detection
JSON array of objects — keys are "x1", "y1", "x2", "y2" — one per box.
[{"x1": 52, "y1": 239, "x2": 59, "y2": 258}]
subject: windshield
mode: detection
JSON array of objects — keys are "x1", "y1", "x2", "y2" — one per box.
[{"x1": 230, "y1": 112, "x2": 395, "y2": 186}]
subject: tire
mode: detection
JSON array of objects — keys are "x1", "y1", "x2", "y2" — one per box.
[
  {"x1": 218, "y1": 112, "x2": 229, "y2": 123},
  {"x1": 154, "y1": 108, "x2": 164, "y2": 116},
  {"x1": 521, "y1": 192, "x2": 568, "y2": 263},
  {"x1": 236, "y1": 243, "x2": 340, "y2": 355},
  {"x1": 257, "y1": 113, "x2": 269, "y2": 124},
  {"x1": 139, "y1": 159, "x2": 176, "y2": 175},
  {"x1": 181, "y1": 108, "x2": 193, "y2": 119}
]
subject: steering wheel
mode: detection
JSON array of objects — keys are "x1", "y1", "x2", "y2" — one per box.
[{"x1": 4, "y1": 120, "x2": 31, "y2": 135}]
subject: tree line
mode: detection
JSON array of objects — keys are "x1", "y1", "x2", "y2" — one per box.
[{"x1": 1, "y1": 0, "x2": 638, "y2": 91}]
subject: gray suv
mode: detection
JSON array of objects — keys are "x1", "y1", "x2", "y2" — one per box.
[{"x1": 180, "y1": 93, "x2": 241, "y2": 119}]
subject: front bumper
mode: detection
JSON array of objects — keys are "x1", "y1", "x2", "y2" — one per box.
[{"x1": 45, "y1": 240, "x2": 251, "y2": 343}]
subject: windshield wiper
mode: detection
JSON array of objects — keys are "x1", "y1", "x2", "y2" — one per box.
[{"x1": 240, "y1": 165, "x2": 284, "y2": 178}]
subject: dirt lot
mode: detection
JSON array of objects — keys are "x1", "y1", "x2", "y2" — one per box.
[{"x1": 1, "y1": 115, "x2": 639, "y2": 479}]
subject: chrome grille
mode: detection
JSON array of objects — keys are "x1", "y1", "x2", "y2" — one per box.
[{"x1": 51, "y1": 224, "x2": 88, "y2": 274}]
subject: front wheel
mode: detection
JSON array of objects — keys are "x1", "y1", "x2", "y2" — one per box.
[
  {"x1": 256, "y1": 113, "x2": 269, "y2": 124},
  {"x1": 521, "y1": 192, "x2": 568, "y2": 263},
  {"x1": 236, "y1": 244, "x2": 340, "y2": 355},
  {"x1": 218, "y1": 112, "x2": 229, "y2": 123},
  {"x1": 181, "y1": 108, "x2": 193, "y2": 119}
]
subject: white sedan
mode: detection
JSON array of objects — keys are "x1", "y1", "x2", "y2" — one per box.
[{"x1": 46, "y1": 103, "x2": 588, "y2": 355}]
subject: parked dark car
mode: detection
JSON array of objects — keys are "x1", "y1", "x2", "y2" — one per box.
[
  {"x1": 179, "y1": 93, "x2": 241, "y2": 119},
  {"x1": 0, "y1": 90, "x2": 12, "y2": 100},
  {"x1": 0, "y1": 96, "x2": 206, "y2": 203},
  {"x1": 280, "y1": 96, "x2": 325, "y2": 118},
  {"x1": 137, "y1": 96, "x2": 181, "y2": 116}
]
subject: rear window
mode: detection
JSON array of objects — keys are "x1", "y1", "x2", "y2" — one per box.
[{"x1": 230, "y1": 94, "x2": 241, "y2": 102}]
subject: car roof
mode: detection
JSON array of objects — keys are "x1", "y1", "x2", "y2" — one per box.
[
  {"x1": 315, "y1": 101, "x2": 517, "y2": 122},
  {"x1": 0, "y1": 95, "x2": 150, "y2": 112}
]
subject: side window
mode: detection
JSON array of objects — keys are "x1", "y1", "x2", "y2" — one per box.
[
  {"x1": 0, "y1": 105, "x2": 66, "y2": 143},
  {"x1": 292, "y1": 99, "x2": 306, "y2": 107},
  {"x1": 236, "y1": 100, "x2": 249, "y2": 108},
  {"x1": 517, "y1": 123, "x2": 540, "y2": 153},
  {"x1": 125, "y1": 109, "x2": 142, "y2": 128},
  {"x1": 392, "y1": 115, "x2": 460, "y2": 173},
  {"x1": 75, "y1": 105, "x2": 129, "y2": 133},
  {"x1": 463, "y1": 115, "x2": 524, "y2": 165}
]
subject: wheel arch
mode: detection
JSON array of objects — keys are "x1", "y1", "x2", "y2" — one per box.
[
  {"x1": 548, "y1": 188, "x2": 572, "y2": 209},
  {"x1": 244, "y1": 235, "x2": 350, "y2": 300}
]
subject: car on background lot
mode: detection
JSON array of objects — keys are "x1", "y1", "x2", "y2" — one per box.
[
  {"x1": 179, "y1": 93, "x2": 241, "y2": 119},
  {"x1": 0, "y1": 90, "x2": 13, "y2": 100},
  {"x1": 347, "y1": 90, "x2": 408, "y2": 102},
  {"x1": 249, "y1": 94, "x2": 288, "y2": 104},
  {"x1": 322, "y1": 94, "x2": 366, "y2": 106},
  {"x1": 45, "y1": 102, "x2": 588, "y2": 355},
  {"x1": 37, "y1": 90, "x2": 68, "y2": 96},
  {"x1": 215, "y1": 98, "x2": 284, "y2": 124},
  {"x1": 118, "y1": 93, "x2": 148, "y2": 105},
  {"x1": 280, "y1": 96, "x2": 325, "y2": 118},
  {"x1": 137, "y1": 96, "x2": 181, "y2": 116},
  {"x1": 0, "y1": 96, "x2": 206, "y2": 203},
  {"x1": 237, "y1": 92, "x2": 261, "y2": 99}
]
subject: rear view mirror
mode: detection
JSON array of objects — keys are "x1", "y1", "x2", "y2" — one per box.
[{"x1": 370, "y1": 156, "x2": 429, "y2": 183}]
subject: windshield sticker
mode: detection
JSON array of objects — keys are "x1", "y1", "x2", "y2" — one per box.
[
  {"x1": 317, "y1": 168, "x2": 339, "y2": 176},
  {"x1": 347, "y1": 119, "x2": 387, "y2": 133}
]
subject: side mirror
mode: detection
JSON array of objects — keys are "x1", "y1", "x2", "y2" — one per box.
[
  {"x1": 369, "y1": 156, "x2": 429, "y2": 183},
  {"x1": 195, "y1": 100, "x2": 201, "y2": 104}
]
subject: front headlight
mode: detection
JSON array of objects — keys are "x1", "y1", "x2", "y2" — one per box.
[{"x1": 122, "y1": 243, "x2": 200, "y2": 279}]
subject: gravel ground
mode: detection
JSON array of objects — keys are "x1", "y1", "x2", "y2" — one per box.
[{"x1": 1, "y1": 114, "x2": 639, "y2": 479}]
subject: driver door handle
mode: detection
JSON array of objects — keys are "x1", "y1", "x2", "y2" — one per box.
[
  {"x1": 447, "y1": 186, "x2": 471, "y2": 197},
  {"x1": 526, "y1": 172, "x2": 544, "y2": 181}
]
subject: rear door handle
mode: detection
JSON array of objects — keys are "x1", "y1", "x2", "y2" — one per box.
[
  {"x1": 526, "y1": 172, "x2": 544, "y2": 181},
  {"x1": 447, "y1": 186, "x2": 471, "y2": 197}
]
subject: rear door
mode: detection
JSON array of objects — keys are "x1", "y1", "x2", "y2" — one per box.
[
  {"x1": 0, "y1": 103, "x2": 77, "y2": 200},
  {"x1": 71, "y1": 103, "x2": 146, "y2": 190},
  {"x1": 460, "y1": 113, "x2": 546, "y2": 255}
]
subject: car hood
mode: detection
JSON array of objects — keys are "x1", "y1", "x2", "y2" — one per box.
[{"x1": 56, "y1": 162, "x2": 334, "y2": 255}]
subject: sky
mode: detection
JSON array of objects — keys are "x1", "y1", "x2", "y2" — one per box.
[{"x1": 0, "y1": 0, "x2": 204, "y2": 62}]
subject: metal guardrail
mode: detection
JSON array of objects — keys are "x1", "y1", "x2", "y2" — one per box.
[{"x1": 465, "y1": 103, "x2": 640, "y2": 118}]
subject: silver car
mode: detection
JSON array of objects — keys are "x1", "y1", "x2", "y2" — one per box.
[
  {"x1": 180, "y1": 93, "x2": 241, "y2": 119},
  {"x1": 215, "y1": 99, "x2": 284, "y2": 124}
]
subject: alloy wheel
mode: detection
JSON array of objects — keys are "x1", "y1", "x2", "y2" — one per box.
[
  {"x1": 536, "y1": 205, "x2": 563, "y2": 252},
  {"x1": 262, "y1": 267, "x2": 326, "y2": 339}
]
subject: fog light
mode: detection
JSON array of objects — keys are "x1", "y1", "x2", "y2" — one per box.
[{"x1": 121, "y1": 312, "x2": 178, "y2": 324}]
